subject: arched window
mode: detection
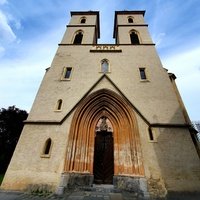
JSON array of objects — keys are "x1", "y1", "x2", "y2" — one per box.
[
  {"x1": 130, "y1": 30, "x2": 140, "y2": 44},
  {"x1": 56, "y1": 99, "x2": 62, "y2": 110},
  {"x1": 101, "y1": 59, "x2": 109, "y2": 73},
  {"x1": 128, "y1": 17, "x2": 133, "y2": 23},
  {"x1": 80, "y1": 17, "x2": 86, "y2": 24},
  {"x1": 73, "y1": 31, "x2": 83, "y2": 44},
  {"x1": 43, "y1": 138, "x2": 52, "y2": 155}
]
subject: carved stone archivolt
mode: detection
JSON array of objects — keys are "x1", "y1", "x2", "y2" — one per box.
[{"x1": 64, "y1": 89, "x2": 144, "y2": 176}]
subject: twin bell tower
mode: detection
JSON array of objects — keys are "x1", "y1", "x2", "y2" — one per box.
[{"x1": 2, "y1": 11, "x2": 200, "y2": 199}]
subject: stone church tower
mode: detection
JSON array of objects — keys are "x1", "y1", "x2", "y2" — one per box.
[{"x1": 2, "y1": 11, "x2": 200, "y2": 198}]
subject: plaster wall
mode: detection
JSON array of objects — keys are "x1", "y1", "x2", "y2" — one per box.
[
  {"x1": 137, "y1": 115, "x2": 200, "y2": 193},
  {"x1": 28, "y1": 45, "x2": 185, "y2": 124},
  {"x1": 117, "y1": 14, "x2": 145, "y2": 25},
  {"x1": 2, "y1": 69, "x2": 200, "y2": 193},
  {"x1": 69, "y1": 15, "x2": 98, "y2": 26},
  {"x1": 117, "y1": 26, "x2": 153, "y2": 44},
  {"x1": 60, "y1": 26, "x2": 96, "y2": 44},
  {"x1": 1, "y1": 114, "x2": 73, "y2": 190}
]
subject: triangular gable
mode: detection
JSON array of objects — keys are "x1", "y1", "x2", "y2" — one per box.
[{"x1": 25, "y1": 74, "x2": 150, "y2": 125}]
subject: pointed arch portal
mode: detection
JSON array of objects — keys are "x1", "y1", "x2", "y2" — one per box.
[
  {"x1": 64, "y1": 89, "x2": 144, "y2": 181},
  {"x1": 93, "y1": 117, "x2": 114, "y2": 184}
]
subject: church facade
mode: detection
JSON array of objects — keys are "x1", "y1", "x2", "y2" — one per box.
[{"x1": 2, "y1": 11, "x2": 200, "y2": 198}]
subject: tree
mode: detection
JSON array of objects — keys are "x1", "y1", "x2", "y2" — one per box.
[{"x1": 0, "y1": 106, "x2": 28, "y2": 173}]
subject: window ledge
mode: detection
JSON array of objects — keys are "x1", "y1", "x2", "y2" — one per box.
[
  {"x1": 148, "y1": 140, "x2": 157, "y2": 143},
  {"x1": 40, "y1": 154, "x2": 50, "y2": 158},
  {"x1": 61, "y1": 78, "x2": 71, "y2": 81},
  {"x1": 140, "y1": 79, "x2": 150, "y2": 82},
  {"x1": 99, "y1": 71, "x2": 111, "y2": 74}
]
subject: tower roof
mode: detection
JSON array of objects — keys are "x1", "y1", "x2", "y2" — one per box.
[
  {"x1": 70, "y1": 11, "x2": 100, "y2": 38},
  {"x1": 113, "y1": 10, "x2": 146, "y2": 38}
]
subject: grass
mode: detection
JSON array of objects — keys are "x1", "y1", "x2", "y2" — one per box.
[{"x1": 0, "y1": 174, "x2": 4, "y2": 185}]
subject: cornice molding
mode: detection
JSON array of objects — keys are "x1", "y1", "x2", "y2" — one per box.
[{"x1": 58, "y1": 43, "x2": 155, "y2": 46}]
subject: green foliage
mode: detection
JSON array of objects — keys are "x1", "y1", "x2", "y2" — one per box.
[{"x1": 0, "y1": 106, "x2": 28, "y2": 173}]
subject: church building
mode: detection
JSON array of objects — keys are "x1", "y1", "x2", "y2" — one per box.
[{"x1": 1, "y1": 10, "x2": 200, "y2": 199}]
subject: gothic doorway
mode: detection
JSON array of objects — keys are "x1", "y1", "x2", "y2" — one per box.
[
  {"x1": 93, "y1": 117, "x2": 114, "y2": 184},
  {"x1": 64, "y1": 89, "x2": 144, "y2": 178}
]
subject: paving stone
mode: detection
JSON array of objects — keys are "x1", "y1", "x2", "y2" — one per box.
[
  {"x1": 0, "y1": 188, "x2": 142, "y2": 200},
  {"x1": 83, "y1": 197, "x2": 104, "y2": 200},
  {"x1": 67, "y1": 197, "x2": 84, "y2": 200},
  {"x1": 109, "y1": 193, "x2": 123, "y2": 200},
  {"x1": 0, "y1": 192, "x2": 22, "y2": 200}
]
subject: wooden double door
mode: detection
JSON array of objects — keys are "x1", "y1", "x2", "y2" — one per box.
[{"x1": 93, "y1": 131, "x2": 114, "y2": 184}]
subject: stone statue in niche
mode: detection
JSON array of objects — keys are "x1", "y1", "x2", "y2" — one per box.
[{"x1": 100, "y1": 116, "x2": 108, "y2": 131}]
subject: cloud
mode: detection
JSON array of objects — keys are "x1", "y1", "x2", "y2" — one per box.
[
  {"x1": 0, "y1": 56, "x2": 45, "y2": 111},
  {"x1": 0, "y1": 45, "x2": 5, "y2": 56},
  {"x1": 163, "y1": 46, "x2": 200, "y2": 75},
  {"x1": 152, "y1": 32, "x2": 166, "y2": 46},
  {"x1": 0, "y1": 10, "x2": 16, "y2": 43},
  {"x1": 0, "y1": 0, "x2": 22, "y2": 59},
  {"x1": 0, "y1": 0, "x2": 7, "y2": 5},
  {"x1": 162, "y1": 46, "x2": 200, "y2": 120},
  {"x1": 0, "y1": 24, "x2": 64, "y2": 111}
]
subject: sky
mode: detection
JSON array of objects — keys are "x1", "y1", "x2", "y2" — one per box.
[{"x1": 0, "y1": 0, "x2": 200, "y2": 121}]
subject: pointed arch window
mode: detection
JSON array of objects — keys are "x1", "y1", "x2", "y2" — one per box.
[
  {"x1": 101, "y1": 59, "x2": 109, "y2": 73},
  {"x1": 41, "y1": 138, "x2": 52, "y2": 157},
  {"x1": 128, "y1": 17, "x2": 134, "y2": 23},
  {"x1": 56, "y1": 99, "x2": 62, "y2": 111},
  {"x1": 80, "y1": 17, "x2": 86, "y2": 24},
  {"x1": 130, "y1": 30, "x2": 140, "y2": 44},
  {"x1": 73, "y1": 31, "x2": 83, "y2": 44}
]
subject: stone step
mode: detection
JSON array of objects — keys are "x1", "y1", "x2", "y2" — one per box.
[
  {"x1": 109, "y1": 193, "x2": 123, "y2": 200},
  {"x1": 80, "y1": 184, "x2": 122, "y2": 193}
]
